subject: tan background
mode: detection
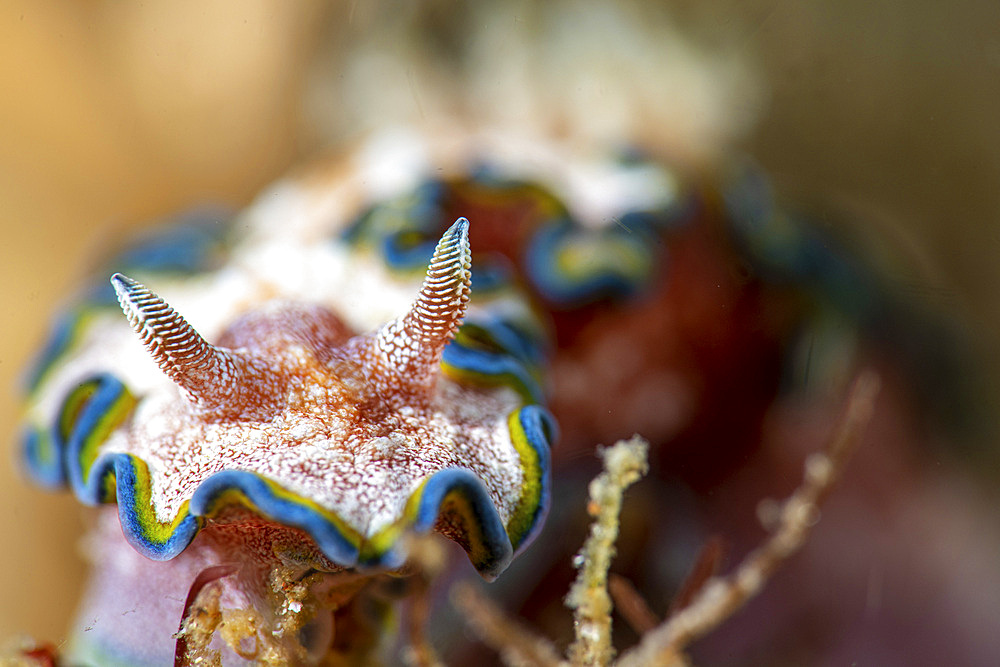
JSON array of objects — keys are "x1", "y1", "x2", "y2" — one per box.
[{"x1": 1, "y1": 0, "x2": 997, "y2": 644}]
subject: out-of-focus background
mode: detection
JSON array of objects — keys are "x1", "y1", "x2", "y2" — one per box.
[{"x1": 1, "y1": 0, "x2": 998, "y2": 657}]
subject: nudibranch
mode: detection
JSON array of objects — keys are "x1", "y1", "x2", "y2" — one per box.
[
  {"x1": 21, "y1": 216, "x2": 554, "y2": 664},
  {"x1": 20, "y1": 130, "x2": 718, "y2": 664}
]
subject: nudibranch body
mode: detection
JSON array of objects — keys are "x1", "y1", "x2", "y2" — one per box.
[
  {"x1": 20, "y1": 128, "x2": 783, "y2": 663},
  {"x1": 22, "y1": 197, "x2": 555, "y2": 660}
]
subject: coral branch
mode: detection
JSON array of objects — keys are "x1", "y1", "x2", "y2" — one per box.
[
  {"x1": 615, "y1": 371, "x2": 880, "y2": 667},
  {"x1": 402, "y1": 535, "x2": 448, "y2": 667},
  {"x1": 450, "y1": 582, "x2": 566, "y2": 667},
  {"x1": 667, "y1": 536, "x2": 725, "y2": 615},
  {"x1": 452, "y1": 372, "x2": 876, "y2": 667},
  {"x1": 566, "y1": 436, "x2": 649, "y2": 666},
  {"x1": 608, "y1": 574, "x2": 660, "y2": 635}
]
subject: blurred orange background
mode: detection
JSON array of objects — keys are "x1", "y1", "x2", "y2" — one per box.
[{"x1": 1, "y1": 0, "x2": 997, "y2": 646}]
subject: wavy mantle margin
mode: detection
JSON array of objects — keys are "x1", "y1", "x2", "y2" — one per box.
[{"x1": 23, "y1": 373, "x2": 555, "y2": 581}]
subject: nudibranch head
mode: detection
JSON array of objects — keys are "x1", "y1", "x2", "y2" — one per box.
[{"x1": 28, "y1": 218, "x2": 553, "y2": 580}]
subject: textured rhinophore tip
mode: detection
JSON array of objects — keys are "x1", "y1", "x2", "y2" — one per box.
[
  {"x1": 373, "y1": 217, "x2": 473, "y2": 392},
  {"x1": 410, "y1": 217, "x2": 472, "y2": 345},
  {"x1": 110, "y1": 272, "x2": 243, "y2": 409}
]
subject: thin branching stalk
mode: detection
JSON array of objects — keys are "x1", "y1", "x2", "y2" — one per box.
[
  {"x1": 615, "y1": 372, "x2": 880, "y2": 666},
  {"x1": 566, "y1": 436, "x2": 649, "y2": 666},
  {"x1": 452, "y1": 372, "x2": 878, "y2": 667},
  {"x1": 451, "y1": 582, "x2": 567, "y2": 667}
]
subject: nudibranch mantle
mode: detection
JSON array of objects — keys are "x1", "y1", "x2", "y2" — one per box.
[
  {"x1": 23, "y1": 215, "x2": 554, "y2": 581},
  {"x1": 20, "y1": 128, "x2": 704, "y2": 661}
]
